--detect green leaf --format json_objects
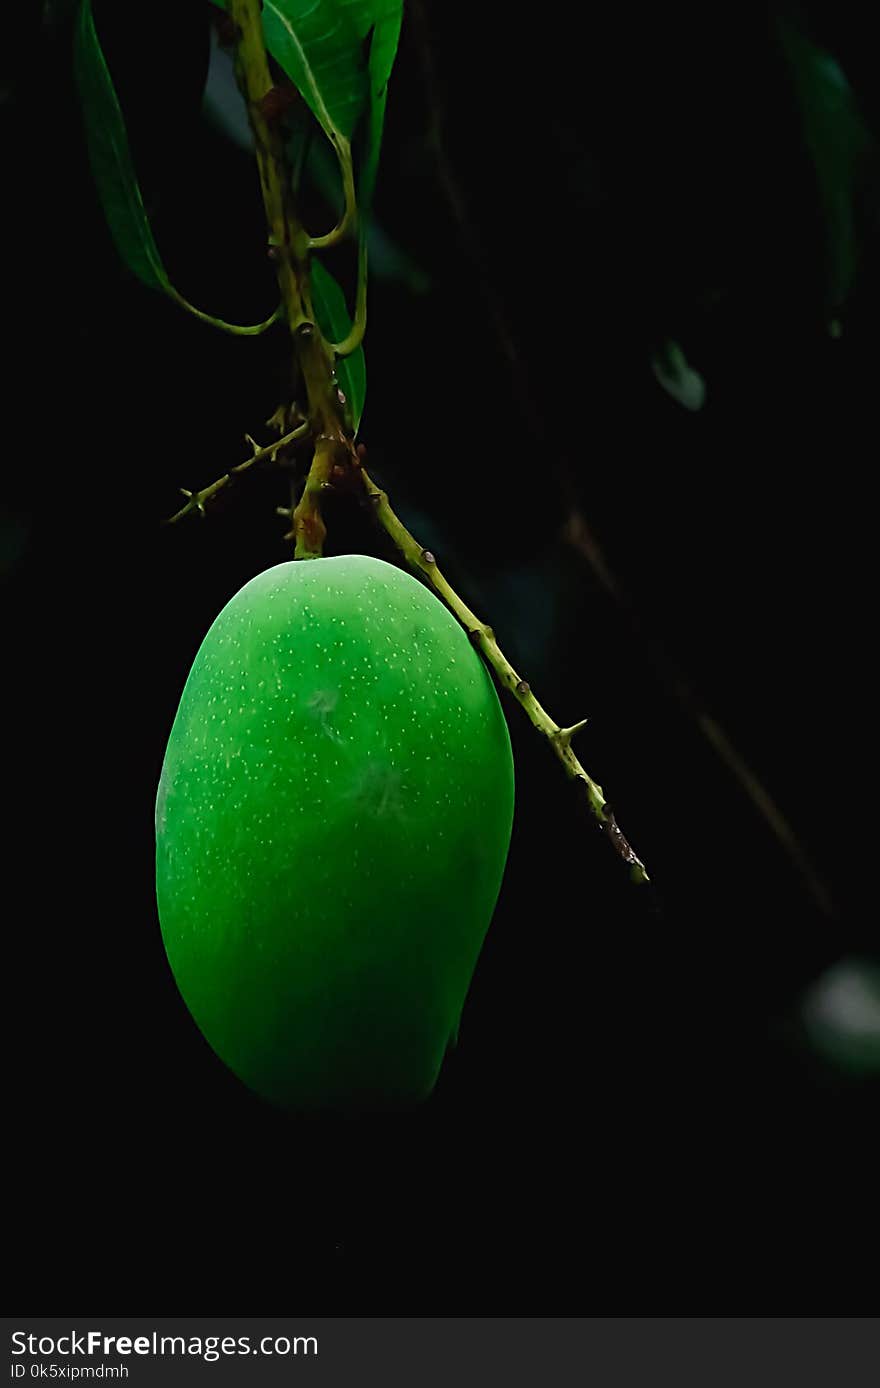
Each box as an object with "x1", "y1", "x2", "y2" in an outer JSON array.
[
  {"x1": 259, "y1": 0, "x2": 365, "y2": 141},
  {"x1": 651, "y1": 340, "x2": 706, "y2": 412},
  {"x1": 358, "y1": 4, "x2": 403, "y2": 211},
  {"x1": 73, "y1": 0, "x2": 169, "y2": 291},
  {"x1": 776, "y1": 15, "x2": 871, "y2": 310},
  {"x1": 74, "y1": 0, "x2": 281, "y2": 335},
  {"x1": 263, "y1": 0, "x2": 401, "y2": 144},
  {"x1": 311, "y1": 261, "x2": 367, "y2": 430},
  {"x1": 221, "y1": 1, "x2": 402, "y2": 189},
  {"x1": 803, "y1": 957, "x2": 880, "y2": 1076}
]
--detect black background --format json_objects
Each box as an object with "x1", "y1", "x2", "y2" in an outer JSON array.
[{"x1": 4, "y1": 1, "x2": 877, "y2": 1306}]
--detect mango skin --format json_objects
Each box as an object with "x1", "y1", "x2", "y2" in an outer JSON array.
[{"x1": 156, "y1": 555, "x2": 514, "y2": 1110}]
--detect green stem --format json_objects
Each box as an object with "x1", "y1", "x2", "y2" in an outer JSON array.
[
  {"x1": 169, "y1": 293, "x2": 282, "y2": 337},
  {"x1": 291, "y1": 435, "x2": 349, "y2": 557},
  {"x1": 307, "y1": 134, "x2": 357, "y2": 249},
  {"x1": 227, "y1": 0, "x2": 648, "y2": 881},
  {"x1": 331, "y1": 227, "x2": 367, "y2": 358},
  {"x1": 361, "y1": 468, "x2": 650, "y2": 882},
  {"x1": 167, "y1": 423, "x2": 310, "y2": 523},
  {"x1": 230, "y1": 0, "x2": 357, "y2": 556}
]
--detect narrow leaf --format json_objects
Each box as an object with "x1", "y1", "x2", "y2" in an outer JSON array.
[
  {"x1": 651, "y1": 340, "x2": 706, "y2": 412},
  {"x1": 358, "y1": 4, "x2": 403, "y2": 211},
  {"x1": 75, "y1": 0, "x2": 281, "y2": 335},
  {"x1": 311, "y1": 261, "x2": 367, "y2": 430},
  {"x1": 776, "y1": 15, "x2": 871, "y2": 310},
  {"x1": 74, "y1": 0, "x2": 169, "y2": 291}
]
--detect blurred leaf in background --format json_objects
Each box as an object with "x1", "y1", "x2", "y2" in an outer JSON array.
[
  {"x1": 802, "y1": 958, "x2": 880, "y2": 1076},
  {"x1": 651, "y1": 338, "x2": 707, "y2": 411},
  {"x1": 776, "y1": 8, "x2": 873, "y2": 315}
]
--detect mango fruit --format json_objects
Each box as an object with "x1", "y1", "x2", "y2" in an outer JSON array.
[{"x1": 155, "y1": 554, "x2": 515, "y2": 1109}]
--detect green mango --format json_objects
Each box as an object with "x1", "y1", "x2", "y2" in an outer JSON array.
[{"x1": 156, "y1": 554, "x2": 515, "y2": 1110}]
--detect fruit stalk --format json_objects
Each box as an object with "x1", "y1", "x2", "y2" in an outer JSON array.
[
  {"x1": 229, "y1": 0, "x2": 650, "y2": 883},
  {"x1": 229, "y1": 0, "x2": 357, "y2": 558},
  {"x1": 362, "y1": 471, "x2": 650, "y2": 883}
]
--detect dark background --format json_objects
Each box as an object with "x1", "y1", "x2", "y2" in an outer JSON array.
[{"x1": 4, "y1": 1, "x2": 877, "y2": 1306}]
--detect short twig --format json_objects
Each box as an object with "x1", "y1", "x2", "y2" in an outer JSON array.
[
  {"x1": 166, "y1": 423, "x2": 310, "y2": 524},
  {"x1": 360, "y1": 468, "x2": 649, "y2": 882}
]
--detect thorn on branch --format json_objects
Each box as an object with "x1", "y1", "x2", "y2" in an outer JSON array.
[
  {"x1": 555, "y1": 718, "x2": 589, "y2": 748},
  {"x1": 267, "y1": 404, "x2": 292, "y2": 433},
  {"x1": 177, "y1": 487, "x2": 206, "y2": 518},
  {"x1": 164, "y1": 423, "x2": 310, "y2": 526}
]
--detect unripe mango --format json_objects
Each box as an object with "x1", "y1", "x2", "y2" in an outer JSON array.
[{"x1": 156, "y1": 555, "x2": 514, "y2": 1109}]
